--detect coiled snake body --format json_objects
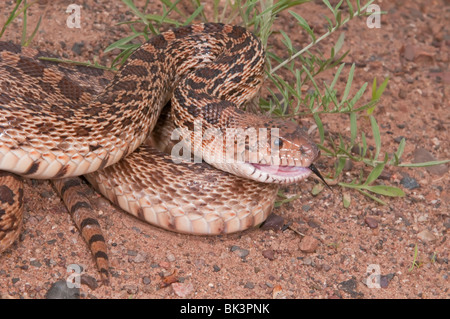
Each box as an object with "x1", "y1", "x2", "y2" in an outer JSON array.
[{"x1": 0, "y1": 23, "x2": 320, "y2": 282}]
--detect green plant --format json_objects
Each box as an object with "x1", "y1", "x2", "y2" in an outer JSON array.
[{"x1": 0, "y1": 0, "x2": 41, "y2": 46}]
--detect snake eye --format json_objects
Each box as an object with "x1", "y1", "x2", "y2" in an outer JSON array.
[{"x1": 273, "y1": 138, "x2": 283, "y2": 148}]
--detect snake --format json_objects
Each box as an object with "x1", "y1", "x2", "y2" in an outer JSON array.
[{"x1": 0, "y1": 23, "x2": 323, "y2": 283}]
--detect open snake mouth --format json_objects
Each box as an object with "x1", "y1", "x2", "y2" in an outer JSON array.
[{"x1": 251, "y1": 163, "x2": 330, "y2": 186}]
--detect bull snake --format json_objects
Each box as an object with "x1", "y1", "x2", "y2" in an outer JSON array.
[{"x1": 0, "y1": 23, "x2": 322, "y2": 282}]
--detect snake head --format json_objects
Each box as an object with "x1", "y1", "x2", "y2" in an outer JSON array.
[
  {"x1": 247, "y1": 117, "x2": 322, "y2": 184},
  {"x1": 204, "y1": 115, "x2": 324, "y2": 185}
]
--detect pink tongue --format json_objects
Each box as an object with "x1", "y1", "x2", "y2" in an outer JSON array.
[{"x1": 252, "y1": 164, "x2": 311, "y2": 177}]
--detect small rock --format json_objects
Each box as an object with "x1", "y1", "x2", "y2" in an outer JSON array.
[
  {"x1": 71, "y1": 41, "x2": 85, "y2": 55},
  {"x1": 46, "y1": 280, "x2": 80, "y2": 299},
  {"x1": 302, "y1": 204, "x2": 311, "y2": 212},
  {"x1": 339, "y1": 277, "x2": 362, "y2": 298},
  {"x1": 142, "y1": 276, "x2": 151, "y2": 285},
  {"x1": 401, "y1": 44, "x2": 416, "y2": 61},
  {"x1": 380, "y1": 273, "x2": 395, "y2": 288},
  {"x1": 262, "y1": 249, "x2": 276, "y2": 260},
  {"x1": 412, "y1": 148, "x2": 448, "y2": 175},
  {"x1": 80, "y1": 274, "x2": 98, "y2": 290},
  {"x1": 244, "y1": 282, "x2": 255, "y2": 289},
  {"x1": 123, "y1": 284, "x2": 138, "y2": 294},
  {"x1": 30, "y1": 260, "x2": 42, "y2": 268},
  {"x1": 299, "y1": 236, "x2": 319, "y2": 253},
  {"x1": 166, "y1": 253, "x2": 176, "y2": 262},
  {"x1": 194, "y1": 259, "x2": 206, "y2": 268},
  {"x1": 127, "y1": 250, "x2": 138, "y2": 256},
  {"x1": 394, "y1": 136, "x2": 406, "y2": 143},
  {"x1": 343, "y1": 159, "x2": 353, "y2": 171},
  {"x1": 230, "y1": 246, "x2": 249, "y2": 259},
  {"x1": 307, "y1": 219, "x2": 320, "y2": 228},
  {"x1": 260, "y1": 214, "x2": 284, "y2": 231},
  {"x1": 400, "y1": 176, "x2": 420, "y2": 190},
  {"x1": 302, "y1": 257, "x2": 313, "y2": 266},
  {"x1": 398, "y1": 89, "x2": 407, "y2": 99},
  {"x1": 213, "y1": 265, "x2": 221, "y2": 272},
  {"x1": 172, "y1": 282, "x2": 194, "y2": 298},
  {"x1": 46, "y1": 239, "x2": 57, "y2": 245},
  {"x1": 443, "y1": 218, "x2": 450, "y2": 230},
  {"x1": 133, "y1": 252, "x2": 147, "y2": 263},
  {"x1": 159, "y1": 261, "x2": 171, "y2": 269},
  {"x1": 364, "y1": 217, "x2": 379, "y2": 229},
  {"x1": 40, "y1": 191, "x2": 54, "y2": 198},
  {"x1": 417, "y1": 230, "x2": 436, "y2": 242}
]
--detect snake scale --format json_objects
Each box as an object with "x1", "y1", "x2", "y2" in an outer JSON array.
[{"x1": 0, "y1": 23, "x2": 322, "y2": 283}]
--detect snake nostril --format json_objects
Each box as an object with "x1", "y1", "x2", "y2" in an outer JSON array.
[{"x1": 299, "y1": 145, "x2": 307, "y2": 155}]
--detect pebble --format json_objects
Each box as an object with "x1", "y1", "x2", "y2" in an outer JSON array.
[
  {"x1": 230, "y1": 246, "x2": 249, "y2": 259},
  {"x1": 302, "y1": 257, "x2": 313, "y2": 266},
  {"x1": 244, "y1": 282, "x2": 255, "y2": 289},
  {"x1": 413, "y1": 148, "x2": 448, "y2": 175},
  {"x1": 30, "y1": 260, "x2": 42, "y2": 268},
  {"x1": 394, "y1": 136, "x2": 406, "y2": 143},
  {"x1": 322, "y1": 264, "x2": 331, "y2": 272},
  {"x1": 380, "y1": 273, "x2": 395, "y2": 288},
  {"x1": 71, "y1": 41, "x2": 85, "y2": 55},
  {"x1": 127, "y1": 250, "x2": 138, "y2": 256},
  {"x1": 142, "y1": 276, "x2": 151, "y2": 285},
  {"x1": 260, "y1": 214, "x2": 284, "y2": 231},
  {"x1": 40, "y1": 190, "x2": 54, "y2": 198},
  {"x1": 213, "y1": 265, "x2": 221, "y2": 272},
  {"x1": 262, "y1": 249, "x2": 276, "y2": 260},
  {"x1": 166, "y1": 253, "x2": 176, "y2": 262},
  {"x1": 123, "y1": 284, "x2": 138, "y2": 294},
  {"x1": 417, "y1": 230, "x2": 436, "y2": 242},
  {"x1": 172, "y1": 282, "x2": 194, "y2": 298},
  {"x1": 338, "y1": 277, "x2": 362, "y2": 298},
  {"x1": 46, "y1": 280, "x2": 80, "y2": 299},
  {"x1": 299, "y1": 236, "x2": 319, "y2": 253},
  {"x1": 80, "y1": 274, "x2": 98, "y2": 290},
  {"x1": 400, "y1": 176, "x2": 420, "y2": 190},
  {"x1": 443, "y1": 218, "x2": 450, "y2": 230},
  {"x1": 133, "y1": 252, "x2": 147, "y2": 263},
  {"x1": 364, "y1": 217, "x2": 379, "y2": 229}
]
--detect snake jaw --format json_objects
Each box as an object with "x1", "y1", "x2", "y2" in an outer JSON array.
[{"x1": 249, "y1": 163, "x2": 313, "y2": 184}]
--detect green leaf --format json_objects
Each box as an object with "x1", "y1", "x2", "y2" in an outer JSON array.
[
  {"x1": 369, "y1": 115, "x2": 381, "y2": 160},
  {"x1": 350, "y1": 112, "x2": 357, "y2": 144},
  {"x1": 183, "y1": 4, "x2": 204, "y2": 25},
  {"x1": 289, "y1": 11, "x2": 316, "y2": 42},
  {"x1": 364, "y1": 185, "x2": 405, "y2": 197},
  {"x1": 104, "y1": 32, "x2": 144, "y2": 52},
  {"x1": 364, "y1": 160, "x2": 385, "y2": 185},
  {"x1": 398, "y1": 160, "x2": 450, "y2": 167},
  {"x1": 333, "y1": 32, "x2": 345, "y2": 56},
  {"x1": 311, "y1": 183, "x2": 324, "y2": 196},
  {"x1": 341, "y1": 63, "x2": 355, "y2": 104},
  {"x1": 357, "y1": 189, "x2": 387, "y2": 205},
  {"x1": 391, "y1": 137, "x2": 406, "y2": 165},
  {"x1": 313, "y1": 113, "x2": 325, "y2": 144},
  {"x1": 342, "y1": 192, "x2": 351, "y2": 208}
]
